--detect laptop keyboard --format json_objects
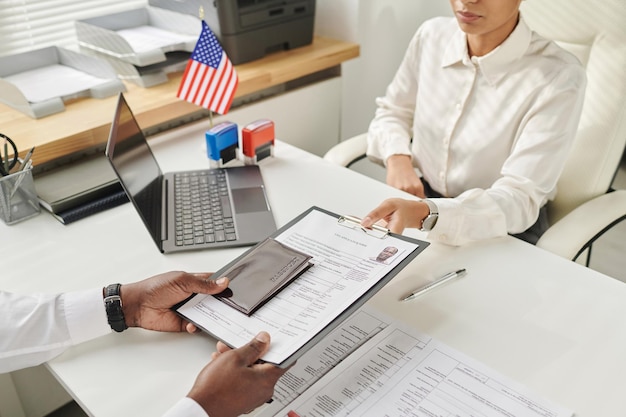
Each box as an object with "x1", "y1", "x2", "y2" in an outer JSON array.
[{"x1": 173, "y1": 170, "x2": 237, "y2": 246}]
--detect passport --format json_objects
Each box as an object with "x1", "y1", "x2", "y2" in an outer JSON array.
[{"x1": 213, "y1": 237, "x2": 313, "y2": 315}]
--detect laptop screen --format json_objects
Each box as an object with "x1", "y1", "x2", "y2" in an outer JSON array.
[{"x1": 106, "y1": 94, "x2": 163, "y2": 245}]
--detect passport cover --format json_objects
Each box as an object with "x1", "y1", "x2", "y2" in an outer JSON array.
[{"x1": 213, "y1": 237, "x2": 312, "y2": 315}]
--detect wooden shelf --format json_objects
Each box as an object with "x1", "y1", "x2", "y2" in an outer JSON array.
[{"x1": 0, "y1": 36, "x2": 359, "y2": 166}]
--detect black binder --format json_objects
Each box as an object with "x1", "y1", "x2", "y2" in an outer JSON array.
[{"x1": 53, "y1": 190, "x2": 128, "y2": 225}]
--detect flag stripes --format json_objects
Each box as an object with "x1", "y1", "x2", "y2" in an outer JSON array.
[{"x1": 176, "y1": 21, "x2": 238, "y2": 115}]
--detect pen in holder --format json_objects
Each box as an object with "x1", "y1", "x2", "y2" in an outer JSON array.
[{"x1": 0, "y1": 165, "x2": 40, "y2": 225}]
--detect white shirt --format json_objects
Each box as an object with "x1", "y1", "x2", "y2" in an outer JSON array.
[
  {"x1": 366, "y1": 16, "x2": 586, "y2": 246},
  {"x1": 0, "y1": 289, "x2": 208, "y2": 417}
]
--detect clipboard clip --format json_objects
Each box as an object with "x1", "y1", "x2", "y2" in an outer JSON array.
[{"x1": 337, "y1": 214, "x2": 390, "y2": 239}]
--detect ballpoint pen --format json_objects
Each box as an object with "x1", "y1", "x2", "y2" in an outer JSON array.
[
  {"x1": 3, "y1": 142, "x2": 8, "y2": 173},
  {"x1": 401, "y1": 268, "x2": 467, "y2": 302},
  {"x1": 10, "y1": 159, "x2": 33, "y2": 199},
  {"x1": 18, "y1": 146, "x2": 35, "y2": 172}
]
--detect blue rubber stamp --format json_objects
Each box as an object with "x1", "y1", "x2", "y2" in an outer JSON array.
[{"x1": 205, "y1": 122, "x2": 239, "y2": 167}]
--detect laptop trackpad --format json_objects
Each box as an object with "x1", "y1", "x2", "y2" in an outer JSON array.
[{"x1": 231, "y1": 187, "x2": 269, "y2": 213}]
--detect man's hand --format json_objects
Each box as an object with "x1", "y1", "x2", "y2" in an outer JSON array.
[
  {"x1": 119, "y1": 271, "x2": 228, "y2": 333},
  {"x1": 386, "y1": 155, "x2": 426, "y2": 198},
  {"x1": 361, "y1": 198, "x2": 430, "y2": 234},
  {"x1": 189, "y1": 332, "x2": 288, "y2": 417}
]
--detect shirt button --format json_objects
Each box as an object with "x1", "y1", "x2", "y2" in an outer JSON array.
[{"x1": 456, "y1": 102, "x2": 462, "y2": 110}]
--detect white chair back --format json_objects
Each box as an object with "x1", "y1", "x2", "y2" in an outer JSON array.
[{"x1": 522, "y1": 0, "x2": 626, "y2": 223}]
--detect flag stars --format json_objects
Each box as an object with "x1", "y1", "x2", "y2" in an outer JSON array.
[{"x1": 192, "y1": 32, "x2": 223, "y2": 68}]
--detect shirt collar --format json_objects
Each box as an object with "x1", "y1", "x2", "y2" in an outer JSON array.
[{"x1": 441, "y1": 15, "x2": 533, "y2": 86}]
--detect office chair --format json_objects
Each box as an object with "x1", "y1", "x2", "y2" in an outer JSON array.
[{"x1": 323, "y1": 0, "x2": 626, "y2": 264}]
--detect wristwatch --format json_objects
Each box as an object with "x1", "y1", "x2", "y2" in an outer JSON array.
[
  {"x1": 104, "y1": 283, "x2": 128, "y2": 332},
  {"x1": 420, "y1": 199, "x2": 439, "y2": 231}
]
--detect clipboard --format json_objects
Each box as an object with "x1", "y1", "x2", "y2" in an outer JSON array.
[{"x1": 175, "y1": 206, "x2": 429, "y2": 367}]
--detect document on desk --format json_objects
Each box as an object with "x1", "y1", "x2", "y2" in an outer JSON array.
[
  {"x1": 176, "y1": 206, "x2": 429, "y2": 367},
  {"x1": 257, "y1": 306, "x2": 573, "y2": 417}
]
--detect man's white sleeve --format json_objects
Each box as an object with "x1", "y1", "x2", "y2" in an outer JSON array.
[
  {"x1": 0, "y1": 289, "x2": 110, "y2": 373},
  {"x1": 162, "y1": 397, "x2": 209, "y2": 417}
]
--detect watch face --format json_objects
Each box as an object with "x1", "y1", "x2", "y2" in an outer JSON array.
[
  {"x1": 421, "y1": 215, "x2": 438, "y2": 231},
  {"x1": 420, "y1": 200, "x2": 438, "y2": 231}
]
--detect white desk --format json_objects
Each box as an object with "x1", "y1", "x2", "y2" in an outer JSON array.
[{"x1": 2, "y1": 119, "x2": 626, "y2": 417}]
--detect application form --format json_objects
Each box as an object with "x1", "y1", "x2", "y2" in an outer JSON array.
[
  {"x1": 258, "y1": 306, "x2": 573, "y2": 417},
  {"x1": 176, "y1": 208, "x2": 424, "y2": 366}
]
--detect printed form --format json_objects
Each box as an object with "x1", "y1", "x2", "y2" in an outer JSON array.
[
  {"x1": 177, "y1": 209, "x2": 421, "y2": 365},
  {"x1": 257, "y1": 306, "x2": 573, "y2": 417}
]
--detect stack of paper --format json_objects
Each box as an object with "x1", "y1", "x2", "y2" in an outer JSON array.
[{"x1": 257, "y1": 306, "x2": 574, "y2": 417}]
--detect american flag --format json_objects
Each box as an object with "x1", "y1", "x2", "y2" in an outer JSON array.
[{"x1": 177, "y1": 21, "x2": 238, "y2": 115}]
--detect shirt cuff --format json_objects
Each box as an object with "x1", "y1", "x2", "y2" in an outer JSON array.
[
  {"x1": 63, "y1": 288, "x2": 111, "y2": 346},
  {"x1": 382, "y1": 148, "x2": 412, "y2": 167},
  {"x1": 162, "y1": 397, "x2": 209, "y2": 417}
]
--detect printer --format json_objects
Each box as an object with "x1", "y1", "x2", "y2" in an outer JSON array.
[{"x1": 151, "y1": 0, "x2": 316, "y2": 65}]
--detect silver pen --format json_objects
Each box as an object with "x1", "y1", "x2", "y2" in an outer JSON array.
[
  {"x1": 401, "y1": 269, "x2": 467, "y2": 302},
  {"x1": 18, "y1": 146, "x2": 35, "y2": 172}
]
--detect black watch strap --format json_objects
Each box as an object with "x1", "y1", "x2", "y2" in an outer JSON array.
[{"x1": 104, "y1": 283, "x2": 128, "y2": 333}]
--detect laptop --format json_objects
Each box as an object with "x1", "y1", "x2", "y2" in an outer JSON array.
[{"x1": 105, "y1": 93, "x2": 277, "y2": 253}]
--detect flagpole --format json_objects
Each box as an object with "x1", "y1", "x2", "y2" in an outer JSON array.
[{"x1": 197, "y1": 5, "x2": 215, "y2": 129}]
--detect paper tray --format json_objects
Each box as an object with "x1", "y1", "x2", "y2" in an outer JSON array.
[
  {"x1": 0, "y1": 46, "x2": 125, "y2": 119},
  {"x1": 75, "y1": 6, "x2": 201, "y2": 67},
  {"x1": 83, "y1": 49, "x2": 190, "y2": 88}
]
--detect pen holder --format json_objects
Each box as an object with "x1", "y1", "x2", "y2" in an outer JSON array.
[{"x1": 0, "y1": 167, "x2": 40, "y2": 225}]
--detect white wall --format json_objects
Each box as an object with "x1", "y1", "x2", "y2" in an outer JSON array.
[
  {"x1": 316, "y1": 0, "x2": 452, "y2": 141},
  {"x1": 219, "y1": 78, "x2": 342, "y2": 157}
]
